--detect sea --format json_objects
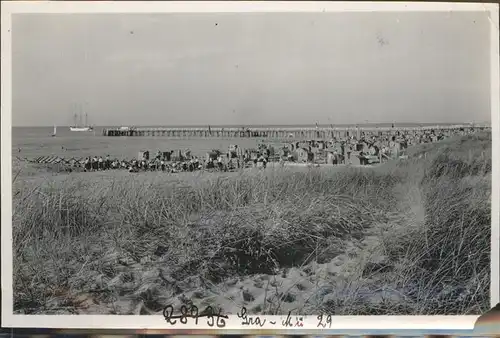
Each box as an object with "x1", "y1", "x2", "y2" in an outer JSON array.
[{"x1": 12, "y1": 123, "x2": 462, "y2": 160}]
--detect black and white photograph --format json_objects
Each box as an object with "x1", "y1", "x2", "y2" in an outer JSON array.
[{"x1": 3, "y1": 2, "x2": 498, "y2": 322}]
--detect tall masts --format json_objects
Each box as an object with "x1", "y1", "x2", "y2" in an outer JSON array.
[{"x1": 73, "y1": 112, "x2": 87, "y2": 127}]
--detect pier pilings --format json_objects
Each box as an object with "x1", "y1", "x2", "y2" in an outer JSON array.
[{"x1": 102, "y1": 125, "x2": 489, "y2": 139}]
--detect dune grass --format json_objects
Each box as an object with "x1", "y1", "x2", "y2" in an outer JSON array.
[{"x1": 12, "y1": 132, "x2": 491, "y2": 315}]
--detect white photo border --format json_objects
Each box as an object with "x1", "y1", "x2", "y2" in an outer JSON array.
[{"x1": 1, "y1": 1, "x2": 499, "y2": 331}]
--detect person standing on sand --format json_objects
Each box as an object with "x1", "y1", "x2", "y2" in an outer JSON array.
[
  {"x1": 346, "y1": 142, "x2": 352, "y2": 164},
  {"x1": 389, "y1": 136, "x2": 396, "y2": 149},
  {"x1": 105, "y1": 155, "x2": 110, "y2": 170},
  {"x1": 257, "y1": 154, "x2": 267, "y2": 169},
  {"x1": 389, "y1": 136, "x2": 400, "y2": 159},
  {"x1": 339, "y1": 142, "x2": 346, "y2": 164},
  {"x1": 401, "y1": 136, "x2": 408, "y2": 150},
  {"x1": 332, "y1": 148, "x2": 339, "y2": 165}
]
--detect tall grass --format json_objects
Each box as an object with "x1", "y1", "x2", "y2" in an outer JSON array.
[{"x1": 12, "y1": 133, "x2": 491, "y2": 315}]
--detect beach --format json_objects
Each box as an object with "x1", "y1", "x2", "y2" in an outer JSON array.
[{"x1": 11, "y1": 131, "x2": 492, "y2": 315}]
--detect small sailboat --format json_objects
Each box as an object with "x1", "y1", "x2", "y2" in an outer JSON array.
[{"x1": 52, "y1": 125, "x2": 57, "y2": 137}]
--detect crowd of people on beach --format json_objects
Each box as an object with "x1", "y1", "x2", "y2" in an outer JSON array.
[{"x1": 77, "y1": 150, "x2": 269, "y2": 173}]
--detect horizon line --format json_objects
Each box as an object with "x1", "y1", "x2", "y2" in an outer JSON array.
[{"x1": 12, "y1": 121, "x2": 488, "y2": 128}]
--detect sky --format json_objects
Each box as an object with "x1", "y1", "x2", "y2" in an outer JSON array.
[{"x1": 12, "y1": 11, "x2": 492, "y2": 127}]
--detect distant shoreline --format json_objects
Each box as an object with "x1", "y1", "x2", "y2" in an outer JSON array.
[{"x1": 12, "y1": 122, "x2": 486, "y2": 129}]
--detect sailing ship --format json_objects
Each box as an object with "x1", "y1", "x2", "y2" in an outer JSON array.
[
  {"x1": 52, "y1": 125, "x2": 57, "y2": 137},
  {"x1": 70, "y1": 112, "x2": 93, "y2": 132}
]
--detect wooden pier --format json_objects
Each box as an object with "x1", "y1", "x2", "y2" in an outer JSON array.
[{"x1": 102, "y1": 125, "x2": 489, "y2": 139}]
